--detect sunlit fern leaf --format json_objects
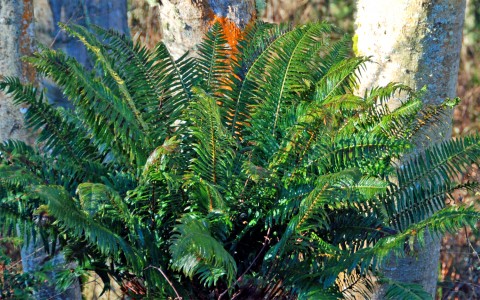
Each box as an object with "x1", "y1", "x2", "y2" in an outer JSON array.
[
  {"x1": 33, "y1": 185, "x2": 143, "y2": 272},
  {"x1": 60, "y1": 24, "x2": 149, "y2": 131},
  {"x1": 186, "y1": 88, "x2": 235, "y2": 189},
  {"x1": 309, "y1": 34, "x2": 351, "y2": 87},
  {"x1": 196, "y1": 22, "x2": 231, "y2": 93},
  {"x1": 93, "y1": 27, "x2": 196, "y2": 142},
  {"x1": 407, "y1": 97, "x2": 460, "y2": 141},
  {"x1": 25, "y1": 47, "x2": 147, "y2": 166},
  {"x1": 314, "y1": 57, "x2": 367, "y2": 103},
  {"x1": 341, "y1": 83, "x2": 421, "y2": 137},
  {"x1": 169, "y1": 213, "x2": 237, "y2": 286},
  {"x1": 92, "y1": 26, "x2": 184, "y2": 142},
  {"x1": 249, "y1": 23, "x2": 337, "y2": 139},
  {"x1": 224, "y1": 22, "x2": 291, "y2": 140},
  {"x1": 317, "y1": 133, "x2": 411, "y2": 176},
  {"x1": 59, "y1": 23, "x2": 153, "y2": 165}
]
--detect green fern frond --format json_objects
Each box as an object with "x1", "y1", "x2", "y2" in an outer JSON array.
[
  {"x1": 60, "y1": 23, "x2": 150, "y2": 136},
  {"x1": 407, "y1": 97, "x2": 459, "y2": 140},
  {"x1": 33, "y1": 185, "x2": 143, "y2": 272},
  {"x1": 196, "y1": 22, "x2": 231, "y2": 92},
  {"x1": 317, "y1": 134, "x2": 411, "y2": 176},
  {"x1": 250, "y1": 23, "x2": 335, "y2": 136},
  {"x1": 186, "y1": 88, "x2": 235, "y2": 188},
  {"x1": 385, "y1": 136, "x2": 480, "y2": 230},
  {"x1": 0, "y1": 165, "x2": 42, "y2": 188},
  {"x1": 225, "y1": 22, "x2": 291, "y2": 140},
  {"x1": 368, "y1": 205, "x2": 480, "y2": 265},
  {"x1": 92, "y1": 26, "x2": 192, "y2": 141},
  {"x1": 169, "y1": 214, "x2": 237, "y2": 286},
  {"x1": 314, "y1": 57, "x2": 367, "y2": 103},
  {"x1": 25, "y1": 47, "x2": 147, "y2": 166},
  {"x1": 382, "y1": 278, "x2": 432, "y2": 300},
  {"x1": 0, "y1": 78, "x2": 101, "y2": 169}
]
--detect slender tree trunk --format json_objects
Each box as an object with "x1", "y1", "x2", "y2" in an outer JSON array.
[
  {"x1": 354, "y1": 0, "x2": 466, "y2": 298},
  {"x1": 0, "y1": 0, "x2": 36, "y2": 143},
  {"x1": 158, "y1": 0, "x2": 256, "y2": 59}
]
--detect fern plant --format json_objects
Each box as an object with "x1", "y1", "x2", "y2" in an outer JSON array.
[{"x1": 0, "y1": 21, "x2": 479, "y2": 299}]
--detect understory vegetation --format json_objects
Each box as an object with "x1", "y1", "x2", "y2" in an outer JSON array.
[{"x1": 0, "y1": 21, "x2": 479, "y2": 299}]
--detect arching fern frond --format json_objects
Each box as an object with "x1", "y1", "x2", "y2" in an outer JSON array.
[
  {"x1": 25, "y1": 47, "x2": 147, "y2": 166},
  {"x1": 60, "y1": 23, "x2": 150, "y2": 137},
  {"x1": 33, "y1": 185, "x2": 143, "y2": 272},
  {"x1": 0, "y1": 78, "x2": 102, "y2": 173},
  {"x1": 385, "y1": 136, "x2": 480, "y2": 230},
  {"x1": 196, "y1": 22, "x2": 231, "y2": 92},
  {"x1": 169, "y1": 214, "x2": 237, "y2": 286},
  {"x1": 186, "y1": 88, "x2": 235, "y2": 188}
]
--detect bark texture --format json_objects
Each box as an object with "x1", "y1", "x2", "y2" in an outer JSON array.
[
  {"x1": 158, "y1": 0, "x2": 256, "y2": 59},
  {"x1": 355, "y1": 0, "x2": 466, "y2": 298},
  {"x1": 0, "y1": 0, "x2": 36, "y2": 143}
]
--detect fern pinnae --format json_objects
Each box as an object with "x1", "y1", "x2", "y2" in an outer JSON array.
[
  {"x1": 271, "y1": 25, "x2": 315, "y2": 134},
  {"x1": 93, "y1": 26, "x2": 171, "y2": 128},
  {"x1": 396, "y1": 136, "x2": 480, "y2": 189},
  {"x1": 34, "y1": 185, "x2": 143, "y2": 272},
  {"x1": 0, "y1": 78, "x2": 90, "y2": 170},
  {"x1": 60, "y1": 24, "x2": 150, "y2": 137},
  {"x1": 28, "y1": 48, "x2": 147, "y2": 165},
  {"x1": 296, "y1": 181, "x2": 330, "y2": 231},
  {"x1": 229, "y1": 24, "x2": 292, "y2": 138},
  {"x1": 314, "y1": 57, "x2": 367, "y2": 103}
]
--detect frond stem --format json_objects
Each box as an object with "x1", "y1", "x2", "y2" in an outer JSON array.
[{"x1": 145, "y1": 265, "x2": 182, "y2": 300}]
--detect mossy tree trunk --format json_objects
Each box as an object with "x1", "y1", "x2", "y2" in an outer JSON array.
[
  {"x1": 355, "y1": 0, "x2": 466, "y2": 298},
  {"x1": 158, "y1": 0, "x2": 256, "y2": 59}
]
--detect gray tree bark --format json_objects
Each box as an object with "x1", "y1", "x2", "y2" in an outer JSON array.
[
  {"x1": 158, "y1": 0, "x2": 256, "y2": 59},
  {"x1": 354, "y1": 0, "x2": 466, "y2": 298},
  {"x1": 0, "y1": 0, "x2": 36, "y2": 143},
  {"x1": 1, "y1": 1, "x2": 80, "y2": 299}
]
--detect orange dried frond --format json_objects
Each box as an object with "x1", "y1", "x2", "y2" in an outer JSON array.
[{"x1": 207, "y1": 12, "x2": 243, "y2": 55}]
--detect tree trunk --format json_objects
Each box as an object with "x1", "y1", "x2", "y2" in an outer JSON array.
[
  {"x1": 0, "y1": 0, "x2": 36, "y2": 143},
  {"x1": 158, "y1": 0, "x2": 256, "y2": 59},
  {"x1": 354, "y1": 0, "x2": 466, "y2": 298}
]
